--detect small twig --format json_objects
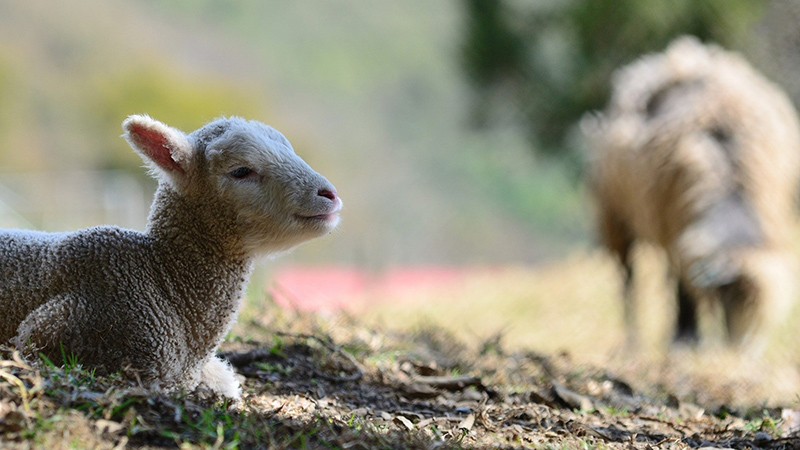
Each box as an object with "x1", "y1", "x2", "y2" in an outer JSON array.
[
  {"x1": 412, "y1": 374, "x2": 482, "y2": 391},
  {"x1": 264, "y1": 402, "x2": 287, "y2": 417},
  {"x1": 295, "y1": 392, "x2": 322, "y2": 410},
  {"x1": 275, "y1": 332, "x2": 366, "y2": 382},
  {"x1": 220, "y1": 349, "x2": 274, "y2": 368},
  {"x1": 639, "y1": 415, "x2": 691, "y2": 435},
  {"x1": 653, "y1": 437, "x2": 678, "y2": 447}
]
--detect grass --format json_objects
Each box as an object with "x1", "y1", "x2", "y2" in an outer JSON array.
[
  {"x1": 356, "y1": 246, "x2": 800, "y2": 409},
  {"x1": 357, "y1": 250, "x2": 658, "y2": 358},
  {"x1": 0, "y1": 319, "x2": 487, "y2": 449},
  {"x1": 0, "y1": 356, "x2": 393, "y2": 448},
  {"x1": 1, "y1": 249, "x2": 800, "y2": 448},
  {"x1": 0, "y1": 311, "x2": 796, "y2": 448}
]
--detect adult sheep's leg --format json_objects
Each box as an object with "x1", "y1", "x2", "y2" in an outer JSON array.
[
  {"x1": 199, "y1": 356, "x2": 242, "y2": 400},
  {"x1": 597, "y1": 207, "x2": 637, "y2": 348},
  {"x1": 674, "y1": 279, "x2": 699, "y2": 345},
  {"x1": 620, "y1": 250, "x2": 637, "y2": 348},
  {"x1": 718, "y1": 275, "x2": 760, "y2": 347}
]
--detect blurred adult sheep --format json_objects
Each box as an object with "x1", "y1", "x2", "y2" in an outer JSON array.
[{"x1": 584, "y1": 36, "x2": 800, "y2": 350}]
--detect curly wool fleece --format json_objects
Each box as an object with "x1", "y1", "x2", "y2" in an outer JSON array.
[{"x1": 0, "y1": 115, "x2": 342, "y2": 399}]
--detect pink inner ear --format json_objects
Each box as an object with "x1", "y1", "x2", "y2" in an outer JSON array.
[{"x1": 129, "y1": 124, "x2": 184, "y2": 174}]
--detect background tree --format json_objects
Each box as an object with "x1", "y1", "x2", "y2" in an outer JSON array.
[{"x1": 459, "y1": 0, "x2": 765, "y2": 166}]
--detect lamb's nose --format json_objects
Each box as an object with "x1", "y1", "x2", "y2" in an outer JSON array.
[{"x1": 318, "y1": 188, "x2": 337, "y2": 201}]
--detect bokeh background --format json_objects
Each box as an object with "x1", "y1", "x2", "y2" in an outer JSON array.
[{"x1": 3, "y1": 0, "x2": 800, "y2": 407}]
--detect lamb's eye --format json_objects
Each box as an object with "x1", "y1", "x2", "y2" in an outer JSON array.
[{"x1": 229, "y1": 167, "x2": 254, "y2": 179}]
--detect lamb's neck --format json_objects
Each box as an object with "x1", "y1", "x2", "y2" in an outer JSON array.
[
  {"x1": 149, "y1": 185, "x2": 247, "y2": 255},
  {"x1": 146, "y1": 184, "x2": 254, "y2": 314}
]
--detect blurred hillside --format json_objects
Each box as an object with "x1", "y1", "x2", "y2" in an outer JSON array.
[{"x1": 0, "y1": 0, "x2": 586, "y2": 268}]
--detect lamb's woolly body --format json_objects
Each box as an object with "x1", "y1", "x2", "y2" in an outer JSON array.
[
  {"x1": 585, "y1": 36, "x2": 800, "y2": 348},
  {"x1": 1, "y1": 115, "x2": 340, "y2": 399}
]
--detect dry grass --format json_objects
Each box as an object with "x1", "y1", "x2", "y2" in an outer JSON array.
[
  {"x1": 1, "y1": 249, "x2": 800, "y2": 448},
  {"x1": 357, "y1": 247, "x2": 800, "y2": 410},
  {"x1": 0, "y1": 337, "x2": 457, "y2": 449},
  {"x1": 0, "y1": 307, "x2": 797, "y2": 449}
]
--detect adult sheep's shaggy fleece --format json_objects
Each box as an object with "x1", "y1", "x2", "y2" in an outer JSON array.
[
  {"x1": 0, "y1": 115, "x2": 342, "y2": 399},
  {"x1": 584, "y1": 36, "x2": 800, "y2": 350}
]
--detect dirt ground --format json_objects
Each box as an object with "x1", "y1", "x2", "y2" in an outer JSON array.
[
  {"x1": 2, "y1": 307, "x2": 797, "y2": 449},
  {"x1": 221, "y1": 316, "x2": 800, "y2": 449}
]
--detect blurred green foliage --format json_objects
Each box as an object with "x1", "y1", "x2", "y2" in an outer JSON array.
[
  {"x1": 92, "y1": 66, "x2": 265, "y2": 170},
  {"x1": 459, "y1": 0, "x2": 765, "y2": 162}
]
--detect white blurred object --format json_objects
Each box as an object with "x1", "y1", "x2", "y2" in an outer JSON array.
[
  {"x1": 781, "y1": 408, "x2": 800, "y2": 436},
  {"x1": 0, "y1": 170, "x2": 149, "y2": 231}
]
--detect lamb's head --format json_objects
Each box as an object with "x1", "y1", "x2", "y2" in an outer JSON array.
[{"x1": 122, "y1": 115, "x2": 341, "y2": 254}]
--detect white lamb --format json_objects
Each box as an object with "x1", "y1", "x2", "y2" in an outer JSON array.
[{"x1": 0, "y1": 115, "x2": 342, "y2": 400}]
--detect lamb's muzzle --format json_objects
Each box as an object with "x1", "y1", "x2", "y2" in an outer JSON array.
[{"x1": 297, "y1": 186, "x2": 341, "y2": 225}]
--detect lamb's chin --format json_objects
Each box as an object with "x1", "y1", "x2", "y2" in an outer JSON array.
[
  {"x1": 248, "y1": 217, "x2": 339, "y2": 255},
  {"x1": 295, "y1": 212, "x2": 340, "y2": 232}
]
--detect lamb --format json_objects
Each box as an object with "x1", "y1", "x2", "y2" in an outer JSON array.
[
  {"x1": 584, "y1": 36, "x2": 800, "y2": 350},
  {"x1": 1, "y1": 115, "x2": 341, "y2": 399}
]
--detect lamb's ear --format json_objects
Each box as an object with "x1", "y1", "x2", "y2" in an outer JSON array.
[{"x1": 122, "y1": 115, "x2": 193, "y2": 178}]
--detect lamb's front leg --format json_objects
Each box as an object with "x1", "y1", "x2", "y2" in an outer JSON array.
[
  {"x1": 15, "y1": 296, "x2": 163, "y2": 382},
  {"x1": 13, "y1": 295, "x2": 78, "y2": 362},
  {"x1": 198, "y1": 355, "x2": 242, "y2": 400}
]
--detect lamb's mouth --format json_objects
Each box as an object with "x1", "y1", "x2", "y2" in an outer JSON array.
[{"x1": 296, "y1": 212, "x2": 340, "y2": 223}]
